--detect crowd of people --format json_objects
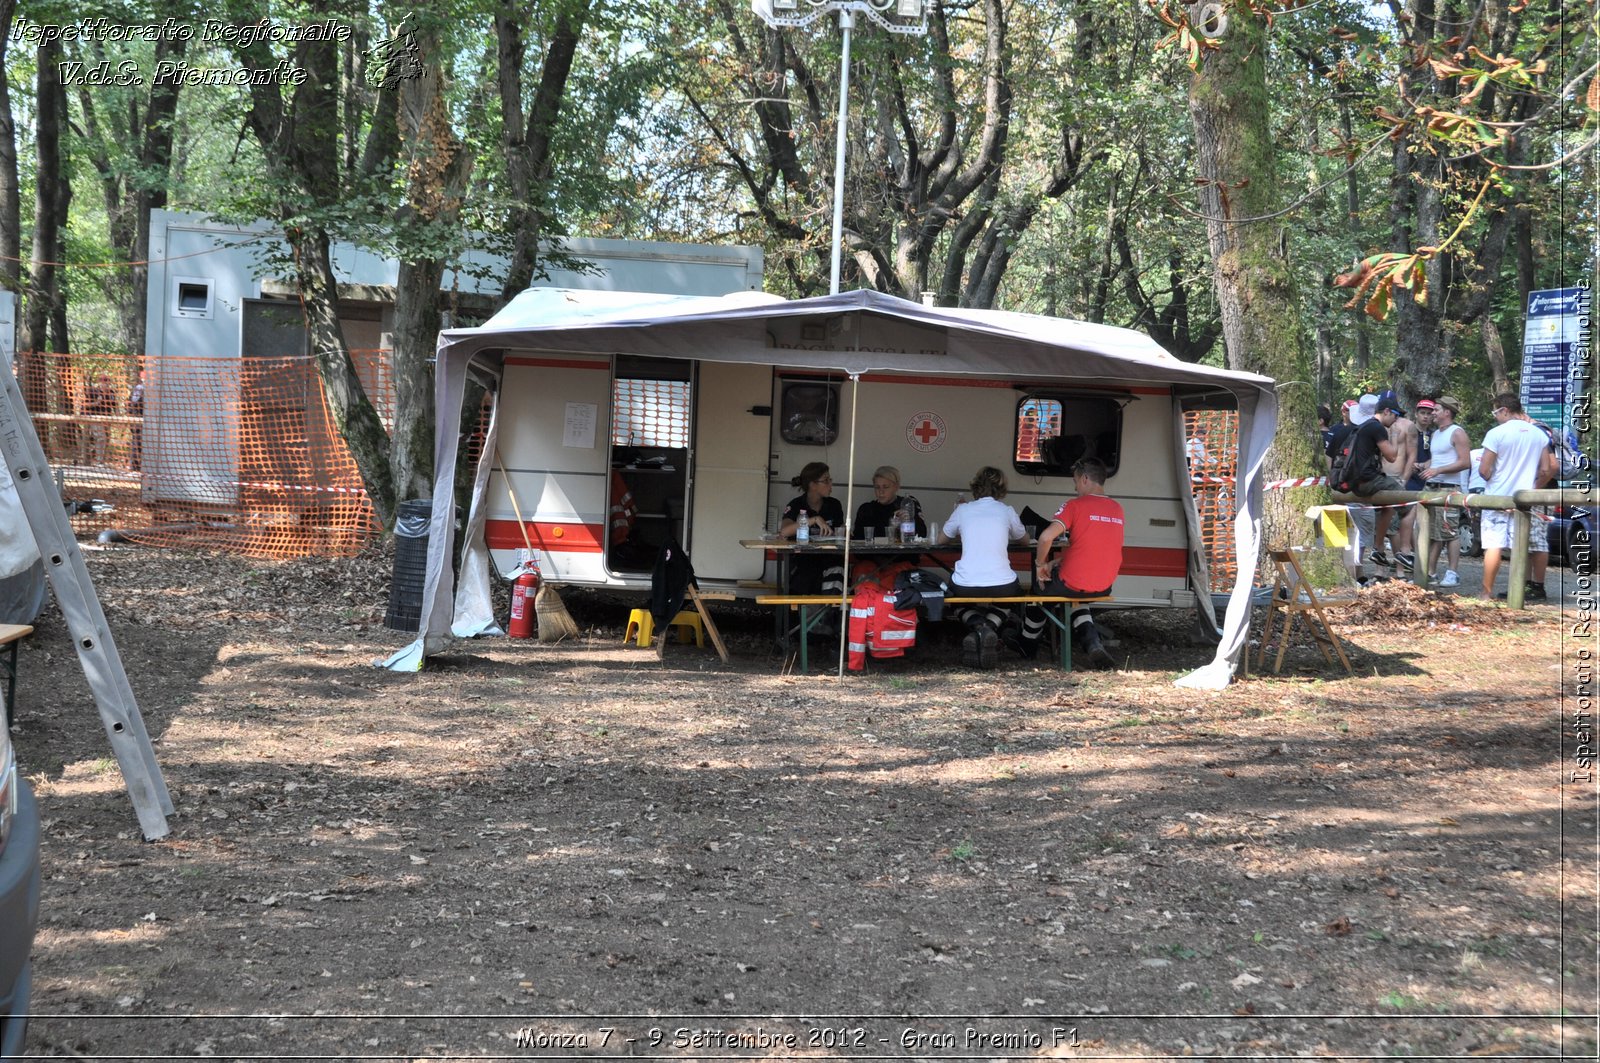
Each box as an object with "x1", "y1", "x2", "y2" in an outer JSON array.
[
  {"x1": 1322, "y1": 389, "x2": 1561, "y2": 599},
  {"x1": 777, "y1": 458, "x2": 1124, "y2": 671},
  {"x1": 769, "y1": 388, "x2": 1561, "y2": 673}
]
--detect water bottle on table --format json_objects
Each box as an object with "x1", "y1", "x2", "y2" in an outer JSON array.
[
  {"x1": 796, "y1": 509, "x2": 810, "y2": 543},
  {"x1": 897, "y1": 499, "x2": 917, "y2": 544}
]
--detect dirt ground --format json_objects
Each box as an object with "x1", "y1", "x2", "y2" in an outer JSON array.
[{"x1": 10, "y1": 543, "x2": 1598, "y2": 1060}]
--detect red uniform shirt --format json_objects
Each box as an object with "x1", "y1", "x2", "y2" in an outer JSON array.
[{"x1": 1051, "y1": 494, "x2": 1124, "y2": 592}]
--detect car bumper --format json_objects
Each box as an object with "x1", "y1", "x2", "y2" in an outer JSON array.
[{"x1": 0, "y1": 777, "x2": 41, "y2": 1061}]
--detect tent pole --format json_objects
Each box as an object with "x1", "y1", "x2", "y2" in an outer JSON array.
[{"x1": 838, "y1": 372, "x2": 861, "y2": 677}]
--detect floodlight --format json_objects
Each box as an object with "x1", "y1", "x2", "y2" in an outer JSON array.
[{"x1": 748, "y1": 0, "x2": 927, "y2": 293}]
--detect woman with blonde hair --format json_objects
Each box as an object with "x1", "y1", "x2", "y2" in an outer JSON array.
[
  {"x1": 937, "y1": 466, "x2": 1028, "y2": 669},
  {"x1": 851, "y1": 465, "x2": 925, "y2": 540}
]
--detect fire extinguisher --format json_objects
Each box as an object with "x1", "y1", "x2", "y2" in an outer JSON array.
[{"x1": 508, "y1": 561, "x2": 540, "y2": 639}]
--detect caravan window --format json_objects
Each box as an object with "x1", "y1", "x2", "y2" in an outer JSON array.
[
  {"x1": 611, "y1": 378, "x2": 691, "y2": 448},
  {"x1": 1014, "y1": 395, "x2": 1122, "y2": 477},
  {"x1": 779, "y1": 380, "x2": 840, "y2": 445}
]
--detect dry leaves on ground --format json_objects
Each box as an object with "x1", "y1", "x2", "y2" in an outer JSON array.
[{"x1": 1333, "y1": 580, "x2": 1478, "y2": 626}]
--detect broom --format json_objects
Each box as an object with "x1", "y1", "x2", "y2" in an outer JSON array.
[{"x1": 496, "y1": 449, "x2": 580, "y2": 643}]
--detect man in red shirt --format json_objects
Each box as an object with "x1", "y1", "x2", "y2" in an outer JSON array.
[{"x1": 1034, "y1": 458, "x2": 1124, "y2": 668}]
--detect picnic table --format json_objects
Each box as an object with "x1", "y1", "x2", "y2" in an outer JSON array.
[{"x1": 739, "y1": 537, "x2": 1108, "y2": 672}]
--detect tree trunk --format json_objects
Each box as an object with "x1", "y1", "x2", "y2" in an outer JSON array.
[
  {"x1": 1514, "y1": 204, "x2": 1534, "y2": 316},
  {"x1": 1337, "y1": 98, "x2": 1370, "y2": 373},
  {"x1": 1314, "y1": 286, "x2": 1336, "y2": 403},
  {"x1": 288, "y1": 227, "x2": 396, "y2": 522},
  {"x1": 20, "y1": 41, "x2": 64, "y2": 454},
  {"x1": 0, "y1": 0, "x2": 20, "y2": 296},
  {"x1": 1383, "y1": 0, "x2": 1527, "y2": 404},
  {"x1": 129, "y1": 35, "x2": 184, "y2": 359},
  {"x1": 1187, "y1": 1, "x2": 1318, "y2": 547},
  {"x1": 74, "y1": 33, "x2": 184, "y2": 357},
  {"x1": 496, "y1": 1, "x2": 590, "y2": 304},
  {"x1": 390, "y1": 32, "x2": 473, "y2": 503},
  {"x1": 708, "y1": 0, "x2": 1080, "y2": 308},
  {"x1": 1481, "y1": 318, "x2": 1514, "y2": 397},
  {"x1": 21, "y1": 40, "x2": 62, "y2": 356},
  {"x1": 230, "y1": 0, "x2": 402, "y2": 526}
]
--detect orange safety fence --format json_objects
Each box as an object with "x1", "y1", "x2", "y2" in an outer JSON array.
[
  {"x1": 1185, "y1": 409, "x2": 1239, "y2": 594},
  {"x1": 12, "y1": 349, "x2": 396, "y2": 558}
]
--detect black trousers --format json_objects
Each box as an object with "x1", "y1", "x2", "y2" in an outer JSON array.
[{"x1": 1043, "y1": 577, "x2": 1111, "y2": 637}]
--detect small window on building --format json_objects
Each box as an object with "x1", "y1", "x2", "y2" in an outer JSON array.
[
  {"x1": 779, "y1": 380, "x2": 839, "y2": 445},
  {"x1": 172, "y1": 277, "x2": 214, "y2": 320},
  {"x1": 1014, "y1": 395, "x2": 1122, "y2": 477},
  {"x1": 611, "y1": 378, "x2": 691, "y2": 449}
]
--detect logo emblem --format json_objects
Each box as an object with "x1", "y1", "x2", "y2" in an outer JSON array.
[{"x1": 906, "y1": 411, "x2": 946, "y2": 452}]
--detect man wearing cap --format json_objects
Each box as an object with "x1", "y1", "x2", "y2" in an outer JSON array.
[
  {"x1": 1418, "y1": 395, "x2": 1471, "y2": 587},
  {"x1": 1324, "y1": 399, "x2": 1366, "y2": 580},
  {"x1": 1338, "y1": 393, "x2": 1407, "y2": 573},
  {"x1": 1478, "y1": 393, "x2": 1558, "y2": 600},
  {"x1": 1405, "y1": 400, "x2": 1436, "y2": 491}
]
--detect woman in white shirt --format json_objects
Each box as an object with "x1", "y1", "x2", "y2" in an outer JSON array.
[{"x1": 938, "y1": 466, "x2": 1028, "y2": 669}]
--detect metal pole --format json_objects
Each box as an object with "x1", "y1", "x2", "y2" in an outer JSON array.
[
  {"x1": 838, "y1": 372, "x2": 861, "y2": 677},
  {"x1": 828, "y1": 9, "x2": 854, "y2": 295}
]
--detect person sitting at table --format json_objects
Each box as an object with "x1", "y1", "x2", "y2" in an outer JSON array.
[
  {"x1": 852, "y1": 465, "x2": 925, "y2": 540},
  {"x1": 937, "y1": 465, "x2": 1029, "y2": 670},
  {"x1": 1033, "y1": 457, "x2": 1123, "y2": 669},
  {"x1": 779, "y1": 461, "x2": 846, "y2": 605}
]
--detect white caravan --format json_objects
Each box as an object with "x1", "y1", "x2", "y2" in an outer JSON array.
[{"x1": 388, "y1": 288, "x2": 1279, "y2": 686}]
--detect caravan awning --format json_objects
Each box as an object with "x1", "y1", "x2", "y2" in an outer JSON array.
[
  {"x1": 387, "y1": 289, "x2": 1279, "y2": 690},
  {"x1": 436, "y1": 287, "x2": 1265, "y2": 394}
]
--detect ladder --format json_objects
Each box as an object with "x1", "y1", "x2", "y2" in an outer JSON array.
[{"x1": 0, "y1": 358, "x2": 172, "y2": 839}]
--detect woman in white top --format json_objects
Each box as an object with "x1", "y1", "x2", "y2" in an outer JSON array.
[{"x1": 938, "y1": 466, "x2": 1028, "y2": 668}]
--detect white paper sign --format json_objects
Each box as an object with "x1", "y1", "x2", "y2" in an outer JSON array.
[{"x1": 563, "y1": 402, "x2": 597, "y2": 449}]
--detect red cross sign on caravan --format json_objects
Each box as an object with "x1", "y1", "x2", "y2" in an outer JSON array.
[{"x1": 906, "y1": 411, "x2": 947, "y2": 453}]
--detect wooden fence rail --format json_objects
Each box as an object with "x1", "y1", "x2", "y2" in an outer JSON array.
[{"x1": 1330, "y1": 486, "x2": 1594, "y2": 608}]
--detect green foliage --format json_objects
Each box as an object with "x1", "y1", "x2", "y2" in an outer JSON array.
[{"x1": 3, "y1": 0, "x2": 1586, "y2": 450}]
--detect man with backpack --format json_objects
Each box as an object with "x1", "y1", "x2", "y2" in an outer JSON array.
[{"x1": 1330, "y1": 394, "x2": 1407, "y2": 571}]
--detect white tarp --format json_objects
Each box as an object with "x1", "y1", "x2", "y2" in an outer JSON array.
[
  {"x1": 381, "y1": 288, "x2": 1278, "y2": 687},
  {"x1": 0, "y1": 454, "x2": 37, "y2": 581}
]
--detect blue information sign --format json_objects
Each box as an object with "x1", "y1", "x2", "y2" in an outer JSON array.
[{"x1": 1520, "y1": 286, "x2": 1590, "y2": 469}]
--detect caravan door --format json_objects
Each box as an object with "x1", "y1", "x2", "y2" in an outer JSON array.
[{"x1": 688, "y1": 362, "x2": 771, "y2": 580}]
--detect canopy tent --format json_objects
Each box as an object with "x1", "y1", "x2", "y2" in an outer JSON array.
[{"x1": 380, "y1": 288, "x2": 1278, "y2": 688}]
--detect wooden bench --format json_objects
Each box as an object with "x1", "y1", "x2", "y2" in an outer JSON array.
[
  {"x1": 754, "y1": 596, "x2": 841, "y2": 674},
  {"x1": 756, "y1": 594, "x2": 1112, "y2": 673},
  {"x1": 0, "y1": 623, "x2": 32, "y2": 728}
]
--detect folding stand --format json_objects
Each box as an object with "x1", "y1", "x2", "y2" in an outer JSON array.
[
  {"x1": 1256, "y1": 548, "x2": 1354, "y2": 676},
  {"x1": 655, "y1": 584, "x2": 731, "y2": 664}
]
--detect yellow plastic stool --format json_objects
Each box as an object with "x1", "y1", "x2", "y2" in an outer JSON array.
[{"x1": 624, "y1": 608, "x2": 705, "y2": 648}]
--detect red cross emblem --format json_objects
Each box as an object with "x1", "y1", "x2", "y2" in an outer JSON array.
[{"x1": 905, "y1": 410, "x2": 946, "y2": 452}]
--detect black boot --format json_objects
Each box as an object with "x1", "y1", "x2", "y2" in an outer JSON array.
[{"x1": 1078, "y1": 625, "x2": 1115, "y2": 670}]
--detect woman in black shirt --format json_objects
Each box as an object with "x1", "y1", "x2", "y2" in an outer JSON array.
[
  {"x1": 781, "y1": 462, "x2": 845, "y2": 599},
  {"x1": 852, "y1": 465, "x2": 925, "y2": 539}
]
